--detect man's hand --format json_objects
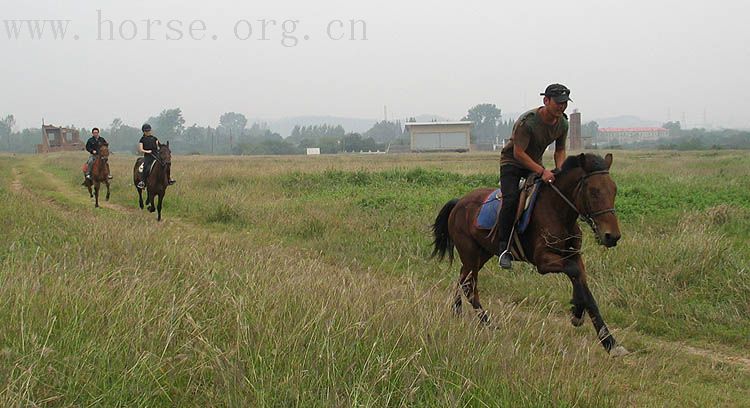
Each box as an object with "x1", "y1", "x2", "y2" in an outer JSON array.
[
  {"x1": 92, "y1": 150, "x2": 96, "y2": 154},
  {"x1": 541, "y1": 168, "x2": 555, "y2": 183}
]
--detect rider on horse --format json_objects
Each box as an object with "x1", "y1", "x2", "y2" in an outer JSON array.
[
  {"x1": 85, "y1": 127, "x2": 112, "y2": 181},
  {"x1": 497, "y1": 83, "x2": 571, "y2": 269},
  {"x1": 137, "y1": 123, "x2": 176, "y2": 189}
]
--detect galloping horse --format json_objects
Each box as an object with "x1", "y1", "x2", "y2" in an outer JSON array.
[
  {"x1": 133, "y1": 141, "x2": 172, "y2": 221},
  {"x1": 432, "y1": 153, "x2": 629, "y2": 356},
  {"x1": 83, "y1": 142, "x2": 110, "y2": 208}
]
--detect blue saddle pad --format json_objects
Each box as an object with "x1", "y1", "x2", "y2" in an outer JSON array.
[
  {"x1": 474, "y1": 181, "x2": 542, "y2": 233},
  {"x1": 517, "y1": 180, "x2": 542, "y2": 234},
  {"x1": 475, "y1": 189, "x2": 502, "y2": 230}
]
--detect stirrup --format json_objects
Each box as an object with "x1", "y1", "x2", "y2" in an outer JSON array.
[
  {"x1": 499, "y1": 250, "x2": 513, "y2": 269},
  {"x1": 137, "y1": 181, "x2": 145, "y2": 189},
  {"x1": 168, "y1": 179, "x2": 176, "y2": 185}
]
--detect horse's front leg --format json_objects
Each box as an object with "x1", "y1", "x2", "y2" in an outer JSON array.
[
  {"x1": 146, "y1": 190, "x2": 155, "y2": 212},
  {"x1": 566, "y1": 257, "x2": 628, "y2": 357},
  {"x1": 94, "y1": 182, "x2": 100, "y2": 208},
  {"x1": 105, "y1": 180, "x2": 110, "y2": 201},
  {"x1": 156, "y1": 192, "x2": 163, "y2": 221}
]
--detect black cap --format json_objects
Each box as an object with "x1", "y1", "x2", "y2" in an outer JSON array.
[
  {"x1": 540, "y1": 84, "x2": 572, "y2": 103},
  {"x1": 141, "y1": 123, "x2": 152, "y2": 132}
]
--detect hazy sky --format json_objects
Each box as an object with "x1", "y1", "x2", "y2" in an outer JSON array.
[{"x1": 2, "y1": 0, "x2": 748, "y2": 130}]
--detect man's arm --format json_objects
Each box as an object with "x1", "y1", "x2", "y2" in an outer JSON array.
[
  {"x1": 513, "y1": 144, "x2": 556, "y2": 182},
  {"x1": 553, "y1": 148, "x2": 566, "y2": 169},
  {"x1": 512, "y1": 144, "x2": 544, "y2": 175}
]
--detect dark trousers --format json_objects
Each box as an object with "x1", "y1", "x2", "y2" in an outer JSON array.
[
  {"x1": 498, "y1": 164, "x2": 532, "y2": 244},
  {"x1": 142, "y1": 154, "x2": 155, "y2": 183}
]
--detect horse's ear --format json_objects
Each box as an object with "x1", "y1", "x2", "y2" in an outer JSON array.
[
  {"x1": 604, "y1": 153, "x2": 613, "y2": 169},
  {"x1": 166, "y1": 141, "x2": 169, "y2": 147}
]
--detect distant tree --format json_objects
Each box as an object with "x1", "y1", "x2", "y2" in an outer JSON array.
[
  {"x1": 219, "y1": 112, "x2": 248, "y2": 138},
  {"x1": 110, "y1": 118, "x2": 122, "y2": 132},
  {"x1": 363, "y1": 120, "x2": 405, "y2": 143},
  {"x1": 463, "y1": 104, "x2": 501, "y2": 143},
  {"x1": 0, "y1": 114, "x2": 15, "y2": 150},
  {"x1": 663, "y1": 121, "x2": 681, "y2": 137},
  {"x1": 148, "y1": 108, "x2": 185, "y2": 141},
  {"x1": 581, "y1": 121, "x2": 599, "y2": 139}
]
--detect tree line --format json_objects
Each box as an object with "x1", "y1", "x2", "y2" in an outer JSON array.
[{"x1": 6, "y1": 106, "x2": 746, "y2": 155}]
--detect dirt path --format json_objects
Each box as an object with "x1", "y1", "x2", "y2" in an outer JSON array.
[
  {"x1": 10, "y1": 167, "x2": 22, "y2": 193},
  {"x1": 11, "y1": 160, "x2": 750, "y2": 372}
]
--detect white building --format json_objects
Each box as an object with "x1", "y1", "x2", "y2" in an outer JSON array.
[
  {"x1": 597, "y1": 127, "x2": 670, "y2": 146},
  {"x1": 405, "y1": 121, "x2": 473, "y2": 152}
]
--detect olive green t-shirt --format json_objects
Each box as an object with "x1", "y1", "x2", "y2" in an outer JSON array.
[{"x1": 500, "y1": 108, "x2": 568, "y2": 168}]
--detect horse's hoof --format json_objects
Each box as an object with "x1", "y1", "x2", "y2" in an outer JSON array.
[
  {"x1": 452, "y1": 303, "x2": 462, "y2": 316},
  {"x1": 571, "y1": 315, "x2": 585, "y2": 327},
  {"x1": 148, "y1": 207, "x2": 155, "y2": 213},
  {"x1": 609, "y1": 345, "x2": 630, "y2": 358},
  {"x1": 478, "y1": 311, "x2": 490, "y2": 325}
]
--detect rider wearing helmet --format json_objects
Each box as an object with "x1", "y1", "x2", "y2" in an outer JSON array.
[{"x1": 137, "y1": 123, "x2": 176, "y2": 188}]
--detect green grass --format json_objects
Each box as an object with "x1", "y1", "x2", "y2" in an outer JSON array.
[{"x1": 0, "y1": 151, "x2": 748, "y2": 406}]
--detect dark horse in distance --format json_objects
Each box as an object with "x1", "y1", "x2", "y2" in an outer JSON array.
[
  {"x1": 432, "y1": 153, "x2": 629, "y2": 357},
  {"x1": 83, "y1": 142, "x2": 111, "y2": 208},
  {"x1": 133, "y1": 142, "x2": 172, "y2": 221}
]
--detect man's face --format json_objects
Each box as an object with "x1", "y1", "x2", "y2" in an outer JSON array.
[
  {"x1": 544, "y1": 97, "x2": 567, "y2": 118},
  {"x1": 92, "y1": 130, "x2": 100, "y2": 138}
]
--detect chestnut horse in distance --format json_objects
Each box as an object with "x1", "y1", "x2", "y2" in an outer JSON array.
[{"x1": 83, "y1": 142, "x2": 110, "y2": 208}]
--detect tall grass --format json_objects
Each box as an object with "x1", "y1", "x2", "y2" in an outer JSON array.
[{"x1": 1, "y1": 152, "x2": 748, "y2": 406}]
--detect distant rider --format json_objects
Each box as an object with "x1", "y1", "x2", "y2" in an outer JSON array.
[
  {"x1": 137, "y1": 124, "x2": 175, "y2": 188},
  {"x1": 84, "y1": 127, "x2": 112, "y2": 180}
]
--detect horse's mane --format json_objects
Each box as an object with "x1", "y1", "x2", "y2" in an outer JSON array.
[{"x1": 559, "y1": 153, "x2": 608, "y2": 174}]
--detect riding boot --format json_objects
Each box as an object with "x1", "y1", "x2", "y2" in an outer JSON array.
[
  {"x1": 497, "y1": 194, "x2": 518, "y2": 269},
  {"x1": 138, "y1": 170, "x2": 148, "y2": 189}
]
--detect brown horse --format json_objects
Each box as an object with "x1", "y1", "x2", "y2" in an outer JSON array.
[
  {"x1": 432, "y1": 153, "x2": 629, "y2": 357},
  {"x1": 83, "y1": 143, "x2": 110, "y2": 208},
  {"x1": 133, "y1": 141, "x2": 171, "y2": 221}
]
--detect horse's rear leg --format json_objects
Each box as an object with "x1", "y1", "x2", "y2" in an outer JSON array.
[
  {"x1": 453, "y1": 265, "x2": 471, "y2": 316},
  {"x1": 456, "y1": 258, "x2": 492, "y2": 324},
  {"x1": 87, "y1": 184, "x2": 93, "y2": 198}
]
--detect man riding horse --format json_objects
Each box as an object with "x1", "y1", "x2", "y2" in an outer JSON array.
[
  {"x1": 84, "y1": 127, "x2": 112, "y2": 182},
  {"x1": 497, "y1": 83, "x2": 571, "y2": 269}
]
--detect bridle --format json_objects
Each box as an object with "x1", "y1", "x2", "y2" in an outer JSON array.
[{"x1": 547, "y1": 170, "x2": 616, "y2": 236}]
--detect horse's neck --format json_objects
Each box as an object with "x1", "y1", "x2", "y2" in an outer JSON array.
[{"x1": 533, "y1": 174, "x2": 581, "y2": 232}]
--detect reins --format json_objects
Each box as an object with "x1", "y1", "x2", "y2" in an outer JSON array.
[{"x1": 547, "y1": 170, "x2": 616, "y2": 235}]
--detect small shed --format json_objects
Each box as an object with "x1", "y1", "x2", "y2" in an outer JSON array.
[
  {"x1": 37, "y1": 125, "x2": 84, "y2": 153},
  {"x1": 405, "y1": 121, "x2": 473, "y2": 152}
]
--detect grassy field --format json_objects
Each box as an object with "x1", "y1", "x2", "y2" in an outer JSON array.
[{"x1": 0, "y1": 150, "x2": 748, "y2": 406}]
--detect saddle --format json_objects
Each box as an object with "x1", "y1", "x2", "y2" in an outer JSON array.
[
  {"x1": 480, "y1": 174, "x2": 542, "y2": 259},
  {"x1": 138, "y1": 160, "x2": 156, "y2": 175}
]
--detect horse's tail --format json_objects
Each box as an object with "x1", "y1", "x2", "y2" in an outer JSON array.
[{"x1": 431, "y1": 198, "x2": 458, "y2": 263}]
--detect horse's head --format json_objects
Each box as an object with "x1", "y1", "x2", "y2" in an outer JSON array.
[
  {"x1": 98, "y1": 143, "x2": 110, "y2": 161},
  {"x1": 158, "y1": 141, "x2": 171, "y2": 165},
  {"x1": 558, "y1": 153, "x2": 620, "y2": 247}
]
